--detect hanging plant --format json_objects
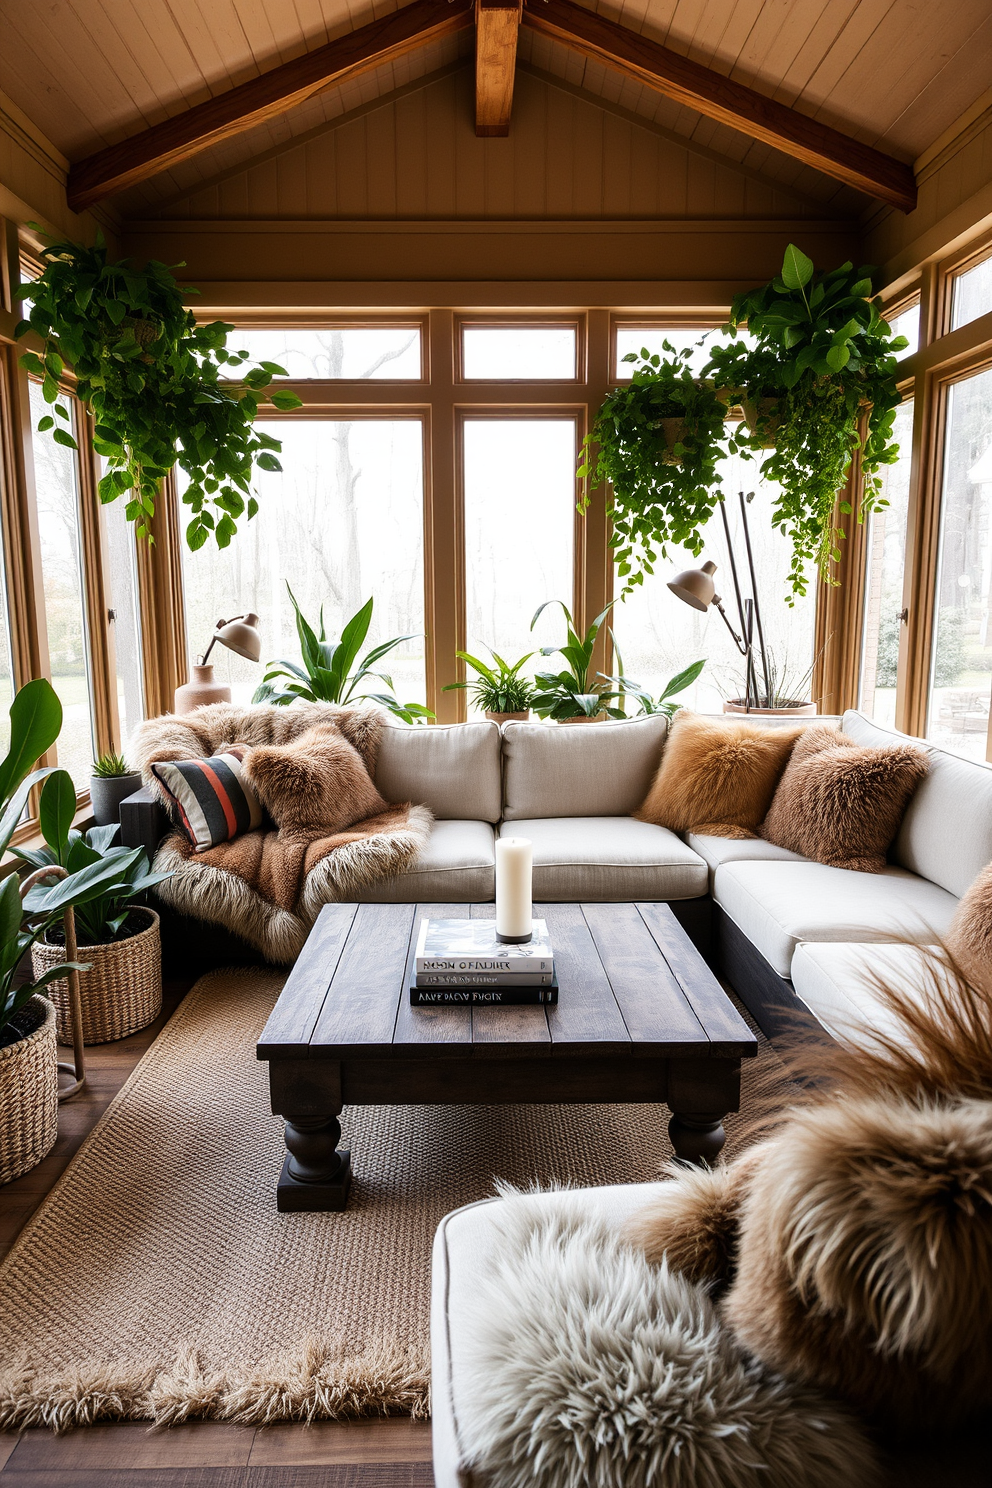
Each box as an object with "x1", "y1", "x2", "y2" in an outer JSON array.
[
  {"x1": 577, "y1": 344, "x2": 727, "y2": 595},
  {"x1": 14, "y1": 230, "x2": 302, "y2": 550},
  {"x1": 704, "y1": 244, "x2": 907, "y2": 596}
]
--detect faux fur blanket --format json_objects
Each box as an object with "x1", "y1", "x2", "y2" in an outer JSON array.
[{"x1": 131, "y1": 702, "x2": 433, "y2": 962}]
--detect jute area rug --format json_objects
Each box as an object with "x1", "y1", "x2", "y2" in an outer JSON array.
[{"x1": 0, "y1": 967, "x2": 781, "y2": 1431}]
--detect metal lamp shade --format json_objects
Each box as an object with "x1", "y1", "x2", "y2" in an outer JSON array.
[
  {"x1": 215, "y1": 613, "x2": 262, "y2": 662},
  {"x1": 667, "y1": 561, "x2": 718, "y2": 613}
]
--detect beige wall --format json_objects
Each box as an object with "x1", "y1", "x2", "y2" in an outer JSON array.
[{"x1": 0, "y1": 90, "x2": 117, "y2": 253}]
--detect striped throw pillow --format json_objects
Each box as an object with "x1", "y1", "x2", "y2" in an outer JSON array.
[{"x1": 151, "y1": 748, "x2": 264, "y2": 852}]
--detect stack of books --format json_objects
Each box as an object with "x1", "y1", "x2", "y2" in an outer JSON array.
[{"x1": 411, "y1": 918, "x2": 557, "y2": 1005}]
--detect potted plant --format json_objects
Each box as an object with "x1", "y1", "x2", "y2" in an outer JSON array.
[
  {"x1": 443, "y1": 649, "x2": 537, "y2": 722},
  {"x1": 577, "y1": 344, "x2": 728, "y2": 597},
  {"x1": 530, "y1": 600, "x2": 617, "y2": 721},
  {"x1": 90, "y1": 750, "x2": 141, "y2": 827},
  {"x1": 718, "y1": 645, "x2": 819, "y2": 717},
  {"x1": 598, "y1": 655, "x2": 706, "y2": 718},
  {"x1": 253, "y1": 586, "x2": 435, "y2": 724},
  {"x1": 14, "y1": 231, "x2": 302, "y2": 550},
  {"x1": 18, "y1": 781, "x2": 171, "y2": 1044}
]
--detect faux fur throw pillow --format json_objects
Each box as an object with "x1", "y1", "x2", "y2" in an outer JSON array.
[
  {"x1": 636, "y1": 712, "x2": 804, "y2": 838},
  {"x1": 761, "y1": 725, "x2": 929, "y2": 873},
  {"x1": 947, "y1": 862, "x2": 992, "y2": 994}
]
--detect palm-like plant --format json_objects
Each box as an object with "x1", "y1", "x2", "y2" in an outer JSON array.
[
  {"x1": 599, "y1": 650, "x2": 706, "y2": 718},
  {"x1": 443, "y1": 649, "x2": 537, "y2": 714},
  {"x1": 529, "y1": 600, "x2": 616, "y2": 720},
  {"x1": 252, "y1": 587, "x2": 434, "y2": 724}
]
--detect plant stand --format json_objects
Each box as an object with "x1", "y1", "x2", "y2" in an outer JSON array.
[{"x1": 21, "y1": 866, "x2": 86, "y2": 1102}]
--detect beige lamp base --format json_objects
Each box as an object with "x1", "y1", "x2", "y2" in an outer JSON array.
[{"x1": 174, "y1": 664, "x2": 232, "y2": 715}]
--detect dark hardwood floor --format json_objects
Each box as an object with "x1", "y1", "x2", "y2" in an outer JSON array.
[{"x1": 1, "y1": 978, "x2": 988, "y2": 1487}]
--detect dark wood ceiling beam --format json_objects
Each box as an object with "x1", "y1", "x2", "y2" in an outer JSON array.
[
  {"x1": 67, "y1": 0, "x2": 475, "y2": 211},
  {"x1": 475, "y1": 0, "x2": 523, "y2": 136},
  {"x1": 521, "y1": 0, "x2": 918, "y2": 212}
]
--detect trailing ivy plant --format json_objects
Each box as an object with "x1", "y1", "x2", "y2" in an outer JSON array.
[
  {"x1": 14, "y1": 231, "x2": 302, "y2": 549},
  {"x1": 577, "y1": 344, "x2": 728, "y2": 595},
  {"x1": 704, "y1": 244, "x2": 907, "y2": 596}
]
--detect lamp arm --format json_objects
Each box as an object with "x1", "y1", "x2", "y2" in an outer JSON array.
[
  {"x1": 714, "y1": 599, "x2": 749, "y2": 656},
  {"x1": 200, "y1": 634, "x2": 217, "y2": 666}
]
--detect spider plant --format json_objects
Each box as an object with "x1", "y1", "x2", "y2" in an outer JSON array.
[
  {"x1": 253, "y1": 587, "x2": 434, "y2": 724},
  {"x1": 443, "y1": 649, "x2": 537, "y2": 714}
]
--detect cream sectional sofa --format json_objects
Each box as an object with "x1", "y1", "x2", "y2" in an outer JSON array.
[{"x1": 121, "y1": 706, "x2": 991, "y2": 1046}]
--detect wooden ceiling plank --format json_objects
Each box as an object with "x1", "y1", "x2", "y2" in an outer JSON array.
[
  {"x1": 520, "y1": 0, "x2": 917, "y2": 210},
  {"x1": 66, "y1": 0, "x2": 475, "y2": 211},
  {"x1": 475, "y1": 0, "x2": 523, "y2": 136}
]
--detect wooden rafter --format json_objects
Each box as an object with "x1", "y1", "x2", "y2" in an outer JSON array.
[
  {"x1": 521, "y1": 0, "x2": 918, "y2": 212},
  {"x1": 475, "y1": 0, "x2": 523, "y2": 137},
  {"x1": 66, "y1": 0, "x2": 475, "y2": 212}
]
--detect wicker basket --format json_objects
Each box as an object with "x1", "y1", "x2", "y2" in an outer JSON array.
[
  {"x1": 0, "y1": 995, "x2": 58, "y2": 1185},
  {"x1": 32, "y1": 908, "x2": 162, "y2": 1046}
]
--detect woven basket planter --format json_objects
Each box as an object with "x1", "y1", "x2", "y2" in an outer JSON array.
[
  {"x1": 0, "y1": 995, "x2": 58, "y2": 1185},
  {"x1": 32, "y1": 908, "x2": 162, "y2": 1046}
]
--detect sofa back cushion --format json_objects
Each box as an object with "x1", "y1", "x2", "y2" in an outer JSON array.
[
  {"x1": 502, "y1": 715, "x2": 668, "y2": 820},
  {"x1": 374, "y1": 720, "x2": 502, "y2": 822},
  {"x1": 841, "y1": 710, "x2": 992, "y2": 897}
]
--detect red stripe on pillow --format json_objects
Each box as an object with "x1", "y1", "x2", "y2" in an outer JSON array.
[{"x1": 198, "y1": 760, "x2": 238, "y2": 840}]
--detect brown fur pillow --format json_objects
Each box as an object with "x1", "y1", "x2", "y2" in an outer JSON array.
[
  {"x1": 636, "y1": 712, "x2": 804, "y2": 838},
  {"x1": 761, "y1": 724, "x2": 929, "y2": 872},
  {"x1": 240, "y1": 723, "x2": 389, "y2": 836},
  {"x1": 947, "y1": 863, "x2": 992, "y2": 994}
]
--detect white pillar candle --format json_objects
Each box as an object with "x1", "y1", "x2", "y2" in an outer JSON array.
[{"x1": 495, "y1": 836, "x2": 533, "y2": 942}]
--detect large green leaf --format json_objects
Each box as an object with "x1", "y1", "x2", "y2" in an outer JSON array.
[
  {"x1": 658, "y1": 658, "x2": 706, "y2": 701},
  {"x1": 0, "y1": 679, "x2": 62, "y2": 805},
  {"x1": 0, "y1": 767, "x2": 55, "y2": 861},
  {"x1": 39, "y1": 768, "x2": 76, "y2": 863},
  {"x1": 333, "y1": 598, "x2": 374, "y2": 685},
  {"x1": 22, "y1": 847, "x2": 144, "y2": 915},
  {"x1": 780, "y1": 244, "x2": 815, "y2": 292},
  {"x1": 0, "y1": 873, "x2": 23, "y2": 955}
]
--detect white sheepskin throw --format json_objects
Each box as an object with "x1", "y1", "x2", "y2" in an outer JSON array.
[{"x1": 455, "y1": 1195, "x2": 878, "y2": 1488}]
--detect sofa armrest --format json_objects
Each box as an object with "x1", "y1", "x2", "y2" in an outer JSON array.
[{"x1": 119, "y1": 785, "x2": 168, "y2": 861}]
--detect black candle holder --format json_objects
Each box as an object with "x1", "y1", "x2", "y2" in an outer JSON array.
[{"x1": 496, "y1": 929, "x2": 532, "y2": 944}]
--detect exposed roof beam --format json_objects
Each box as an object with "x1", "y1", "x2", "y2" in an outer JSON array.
[
  {"x1": 476, "y1": 0, "x2": 522, "y2": 137},
  {"x1": 67, "y1": 0, "x2": 475, "y2": 212},
  {"x1": 521, "y1": 0, "x2": 918, "y2": 212}
]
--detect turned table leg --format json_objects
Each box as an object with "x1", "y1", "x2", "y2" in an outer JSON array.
[
  {"x1": 667, "y1": 1057, "x2": 740, "y2": 1166},
  {"x1": 668, "y1": 1111, "x2": 727, "y2": 1165},
  {"x1": 277, "y1": 1111, "x2": 352, "y2": 1212}
]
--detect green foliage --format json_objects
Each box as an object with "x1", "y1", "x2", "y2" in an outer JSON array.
[
  {"x1": 577, "y1": 344, "x2": 728, "y2": 596},
  {"x1": 705, "y1": 245, "x2": 907, "y2": 597},
  {"x1": 599, "y1": 656, "x2": 706, "y2": 718},
  {"x1": 253, "y1": 587, "x2": 435, "y2": 724},
  {"x1": 529, "y1": 600, "x2": 617, "y2": 720},
  {"x1": 91, "y1": 751, "x2": 132, "y2": 778},
  {"x1": 0, "y1": 872, "x2": 89, "y2": 1038},
  {"x1": 15, "y1": 231, "x2": 302, "y2": 549},
  {"x1": 17, "y1": 789, "x2": 171, "y2": 944},
  {"x1": 443, "y1": 650, "x2": 537, "y2": 714}
]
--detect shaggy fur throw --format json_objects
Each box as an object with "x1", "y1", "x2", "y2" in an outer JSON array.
[
  {"x1": 456, "y1": 1192, "x2": 878, "y2": 1488},
  {"x1": 626, "y1": 951, "x2": 992, "y2": 1431},
  {"x1": 760, "y1": 724, "x2": 929, "y2": 871},
  {"x1": 947, "y1": 863, "x2": 992, "y2": 995},
  {"x1": 131, "y1": 702, "x2": 433, "y2": 962},
  {"x1": 636, "y1": 713, "x2": 803, "y2": 839}
]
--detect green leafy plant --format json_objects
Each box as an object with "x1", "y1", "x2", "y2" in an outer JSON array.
[
  {"x1": 577, "y1": 344, "x2": 728, "y2": 596},
  {"x1": 599, "y1": 655, "x2": 706, "y2": 718},
  {"x1": 253, "y1": 587, "x2": 435, "y2": 724},
  {"x1": 529, "y1": 600, "x2": 617, "y2": 720},
  {"x1": 0, "y1": 873, "x2": 88, "y2": 1043},
  {"x1": 91, "y1": 751, "x2": 132, "y2": 778},
  {"x1": 705, "y1": 244, "x2": 907, "y2": 596},
  {"x1": 17, "y1": 773, "x2": 170, "y2": 944},
  {"x1": 443, "y1": 650, "x2": 537, "y2": 714},
  {"x1": 15, "y1": 231, "x2": 303, "y2": 549}
]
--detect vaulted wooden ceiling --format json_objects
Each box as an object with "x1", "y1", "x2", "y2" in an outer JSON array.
[{"x1": 3, "y1": 0, "x2": 990, "y2": 222}]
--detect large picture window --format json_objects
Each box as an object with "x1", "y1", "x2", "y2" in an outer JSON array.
[{"x1": 859, "y1": 398, "x2": 914, "y2": 725}]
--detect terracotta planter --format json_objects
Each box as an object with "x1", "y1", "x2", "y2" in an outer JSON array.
[
  {"x1": 485, "y1": 710, "x2": 530, "y2": 724},
  {"x1": 723, "y1": 698, "x2": 817, "y2": 717},
  {"x1": 174, "y1": 664, "x2": 231, "y2": 714},
  {"x1": 33, "y1": 908, "x2": 162, "y2": 1045},
  {"x1": 90, "y1": 771, "x2": 142, "y2": 827},
  {"x1": 657, "y1": 417, "x2": 687, "y2": 466},
  {"x1": 0, "y1": 995, "x2": 58, "y2": 1185}
]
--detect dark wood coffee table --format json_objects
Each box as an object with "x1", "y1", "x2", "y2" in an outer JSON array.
[{"x1": 256, "y1": 900, "x2": 757, "y2": 1211}]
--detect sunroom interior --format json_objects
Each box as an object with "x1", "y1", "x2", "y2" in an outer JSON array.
[{"x1": 0, "y1": 1, "x2": 991, "y2": 1485}]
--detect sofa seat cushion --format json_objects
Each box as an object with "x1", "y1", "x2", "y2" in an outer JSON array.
[
  {"x1": 685, "y1": 832, "x2": 808, "y2": 890},
  {"x1": 431, "y1": 1186, "x2": 666, "y2": 1488},
  {"x1": 504, "y1": 817, "x2": 707, "y2": 901},
  {"x1": 714, "y1": 860, "x2": 959, "y2": 979},
  {"x1": 359, "y1": 820, "x2": 495, "y2": 902},
  {"x1": 791, "y1": 941, "x2": 944, "y2": 1048}
]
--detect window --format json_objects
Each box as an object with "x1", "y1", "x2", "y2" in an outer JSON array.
[
  {"x1": 461, "y1": 325, "x2": 577, "y2": 380},
  {"x1": 888, "y1": 301, "x2": 920, "y2": 359},
  {"x1": 181, "y1": 419, "x2": 427, "y2": 708},
  {"x1": 29, "y1": 382, "x2": 96, "y2": 791},
  {"x1": 226, "y1": 327, "x2": 423, "y2": 380},
  {"x1": 926, "y1": 365, "x2": 992, "y2": 759},
  {"x1": 462, "y1": 418, "x2": 577, "y2": 708},
  {"x1": 103, "y1": 494, "x2": 145, "y2": 746},
  {"x1": 859, "y1": 400, "x2": 914, "y2": 724},
  {"x1": 950, "y1": 254, "x2": 992, "y2": 332},
  {"x1": 615, "y1": 326, "x2": 716, "y2": 378}
]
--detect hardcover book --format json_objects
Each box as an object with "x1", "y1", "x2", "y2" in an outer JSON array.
[
  {"x1": 415, "y1": 971, "x2": 555, "y2": 988},
  {"x1": 415, "y1": 917, "x2": 554, "y2": 975},
  {"x1": 410, "y1": 975, "x2": 559, "y2": 1006}
]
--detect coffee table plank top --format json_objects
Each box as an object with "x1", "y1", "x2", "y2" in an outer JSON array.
[{"x1": 257, "y1": 901, "x2": 756, "y2": 1063}]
